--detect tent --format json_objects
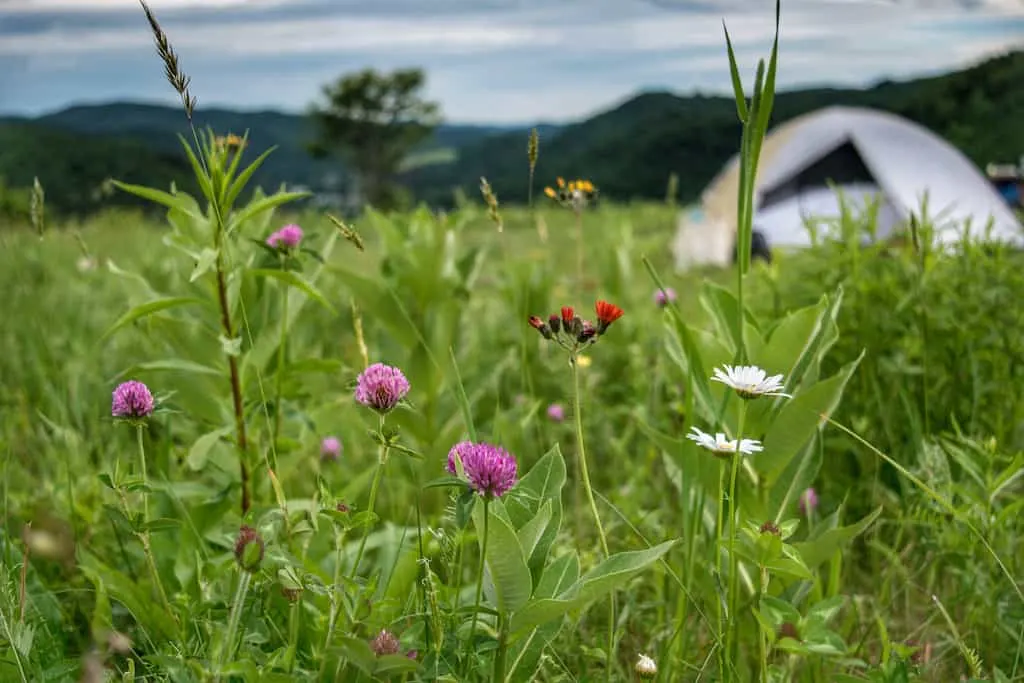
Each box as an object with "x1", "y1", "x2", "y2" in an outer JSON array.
[{"x1": 672, "y1": 105, "x2": 1024, "y2": 270}]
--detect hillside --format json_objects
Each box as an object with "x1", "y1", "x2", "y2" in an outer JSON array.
[
  {"x1": 1, "y1": 49, "x2": 1020, "y2": 217},
  {"x1": 402, "y1": 49, "x2": 1024, "y2": 207}
]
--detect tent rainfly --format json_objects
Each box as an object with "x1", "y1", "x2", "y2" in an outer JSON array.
[{"x1": 672, "y1": 105, "x2": 1024, "y2": 271}]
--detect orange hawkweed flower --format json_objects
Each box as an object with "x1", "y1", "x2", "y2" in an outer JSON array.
[
  {"x1": 595, "y1": 300, "x2": 624, "y2": 333},
  {"x1": 561, "y1": 306, "x2": 575, "y2": 324}
]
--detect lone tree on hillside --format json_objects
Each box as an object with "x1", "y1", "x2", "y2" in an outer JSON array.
[{"x1": 308, "y1": 67, "x2": 441, "y2": 210}]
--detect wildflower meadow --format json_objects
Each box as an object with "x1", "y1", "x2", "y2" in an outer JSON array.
[{"x1": 1, "y1": 1, "x2": 1023, "y2": 682}]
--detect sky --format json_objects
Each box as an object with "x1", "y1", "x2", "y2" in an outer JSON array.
[{"x1": 0, "y1": 0, "x2": 1022, "y2": 124}]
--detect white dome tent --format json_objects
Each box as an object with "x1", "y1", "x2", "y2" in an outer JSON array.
[{"x1": 672, "y1": 105, "x2": 1024, "y2": 271}]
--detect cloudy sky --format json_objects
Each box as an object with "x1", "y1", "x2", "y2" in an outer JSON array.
[{"x1": 0, "y1": 0, "x2": 1021, "y2": 124}]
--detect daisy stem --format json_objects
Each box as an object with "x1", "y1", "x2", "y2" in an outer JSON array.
[
  {"x1": 716, "y1": 457, "x2": 728, "y2": 679},
  {"x1": 467, "y1": 498, "x2": 490, "y2": 673},
  {"x1": 571, "y1": 354, "x2": 614, "y2": 681},
  {"x1": 726, "y1": 402, "x2": 748, "y2": 678}
]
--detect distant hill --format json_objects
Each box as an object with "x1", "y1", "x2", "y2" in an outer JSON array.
[
  {"x1": 0, "y1": 49, "x2": 1020, "y2": 217},
  {"x1": 402, "y1": 49, "x2": 1024, "y2": 207}
]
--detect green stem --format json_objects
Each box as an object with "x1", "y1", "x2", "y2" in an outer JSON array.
[
  {"x1": 217, "y1": 569, "x2": 252, "y2": 680},
  {"x1": 323, "y1": 528, "x2": 348, "y2": 651},
  {"x1": 466, "y1": 498, "x2": 490, "y2": 672},
  {"x1": 349, "y1": 414, "x2": 389, "y2": 579},
  {"x1": 135, "y1": 426, "x2": 149, "y2": 524},
  {"x1": 271, "y1": 259, "x2": 289, "y2": 463},
  {"x1": 758, "y1": 567, "x2": 769, "y2": 683},
  {"x1": 726, "y1": 402, "x2": 748, "y2": 678},
  {"x1": 716, "y1": 457, "x2": 728, "y2": 680},
  {"x1": 492, "y1": 614, "x2": 509, "y2": 683},
  {"x1": 570, "y1": 355, "x2": 614, "y2": 681},
  {"x1": 285, "y1": 596, "x2": 300, "y2": 673}
]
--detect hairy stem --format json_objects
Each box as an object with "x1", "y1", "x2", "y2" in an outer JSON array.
[
  {"x1": 216, "y1": 569, "x2": 252, "y2": 680},
  {"x1": 271, "y1": 257, "x2": 289, "y2": 458},
  {"x1": 349, "y1": 414, "x2": 389, "y2": 579},
  {"x1": 571, "y1": 354, "x2": 614, "y2": 681},
  {"x1": 214, "y1": 257, "x2": 250, "y2": 515},
  {"x1": 466, "y1": 498, "x2": 490, "y2": 673},
  {"x1": 726, "y1": 402, "x2": 748, "y2": 676}
]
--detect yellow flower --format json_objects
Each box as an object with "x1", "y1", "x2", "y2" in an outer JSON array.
[
  {"x1": 556, "y1": 177, "x2": 566, "y2": 188},
  {"x1": 576, "y1": 355, "x2": 592, "y2": 368},
  {"x1": 544, "y1": 186, "x2": 557, "y2": 198}
]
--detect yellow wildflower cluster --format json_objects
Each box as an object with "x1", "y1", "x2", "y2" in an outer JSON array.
[{"x1": 543, "y1": 177, "x2": 598, "y2": 210}]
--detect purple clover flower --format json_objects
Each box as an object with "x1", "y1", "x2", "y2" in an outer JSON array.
[
  {"x1": 266, "y1": 224, "x2": 303, "y2": 250},
  {"x1": 547, "y1": 403, "x2": 565, "y2": 422},
  {"x1": 446, "y1": 440, "x2": 518, "y2": 499},
  {"x1": 111, "y1": 380, "x2": 154, "y2": 420},
  {"x1": 799, "y1": 488, "x2": 819, "y2": 516},
  {"x1": 654, "y1": 287, "x2": 677, "y2": 308},
  {"x1": 355, "y1": 363, "x2": 410, "y2": 414},
  {"x1": 321, "y1": 436, "x2": 342, "y2": 461},
  {"x1": 370, "y1": 629, "x2": 400, "y2": 656}
]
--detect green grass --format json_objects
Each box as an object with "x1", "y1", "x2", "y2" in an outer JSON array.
[{"x1": 0, "y1": 195, "x2": 1022, "y2": 682}]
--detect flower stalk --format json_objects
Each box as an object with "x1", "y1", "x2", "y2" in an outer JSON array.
[{"x1": 467, "y1": 498, "x2": 490, "y2": 669}]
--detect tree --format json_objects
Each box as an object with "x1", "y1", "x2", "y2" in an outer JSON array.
[{"x1": 308, "y1": 67, "x2": 441, "y2": 210}]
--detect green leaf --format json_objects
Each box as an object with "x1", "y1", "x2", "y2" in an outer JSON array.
[
  {"x1": 517, "y1": 500, "x2": 553, "y2": 562},
  {"x1": 473, "y1": 500, "x2": 533, "y2": 615},
  {"x1": 111, "y1": 180, "x2": 201, "y2": 220},
  {"x1": 187, "y1": 426, "x2": 233, "y2": 471},
  {"x1": 247, "y1": 268, "x2": 336, "y2": 313},
  {"x1": 509, "y1": 540, "x2": 677, "y2": 635},
  {"x1": 223, "y1": 146, "x2": 277, "y2": 216},
  {"x1": 113, "y1": 359, "x2": 222, "y2": 381},
  {"x1": 228, "y1": 190, "x2": 310, "y2": 234},
  {"x1": 101, "y1": 297, "x2": 208, "y2": 342},
  {"x1": 722, "y1": 22, "x2": 749, "y2": 122},
  {"x1": 759, "y1": 354, "x2": 863, "y2": 487},
  {"x1": 449, "y1": 347, "x2": 477, "y2": 442},
  {"x1": 189, "y1": 247, "x2": 220, "y2": 282},
  {"x1": 792, "y1": 506, "x2": 882, "y2": 570}
]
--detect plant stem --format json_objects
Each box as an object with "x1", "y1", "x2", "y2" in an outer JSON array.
[
  {"x1": 467, "y1": 498, "x2": 490, "y2": 671},
  {"x1": 271, "y1": 258, "x2": 289, "y2": 462},
  {"x1": 135, "y1": 426, "x2": 149, "y2": 523},
  {"x1": 726, "y1": 402, "x2": 748, "y2": 677},
  {"x1": 214, "y1": 256, "x2": 250, "y2": 514},
  {"x1": 323, "y1": 528, "x2": 348, "y2": 651},
  {"x1": 492, "y1": 613, "x2": 509, "y2": 683},
  {"x1": 349, "y1": 415, "x2": 389, "y2": 579},
  {"x1": 574, "y1": 210, "x2": 584, "y2": 287},
  {"x1": 570, "y1": 354, "x2": 614, "y2": 681},
  {"x1": 716, "y1": 457, "x2": 729, "y2": 680},
  {"x1": 758, "y1": 567, "x2": 769, "y2": 683},
  {"x1": 285, "y1": 596, "x2": 300, "y2": 673},
  {"x1": 133, "y1": 426, "x2": 178, "y2": 632},
  {"x1": 217, "y1": 569, "x2": 252, "y2": 680}
]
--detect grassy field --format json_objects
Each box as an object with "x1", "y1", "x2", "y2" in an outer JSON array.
[
  {"x1": 1, "y1": 181, "x2": 1023, "y2": 683},
  {"x1": 1, "y1": 2, "x2": 1023, "y2": 679}
]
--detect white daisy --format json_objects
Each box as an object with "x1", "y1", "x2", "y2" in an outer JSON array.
[
  {"x1": 686, "y1": 426, "x2": 763, "y2": 456},
  {"x1": 711, "y1": 364, "x2": 792, "y2": 399},
  {"x1": 635, "y1": 653, "x2": 658, "y2": 678}
]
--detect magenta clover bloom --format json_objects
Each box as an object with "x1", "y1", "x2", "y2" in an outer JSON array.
[
  {"x1": 654, "y1": 287, "x2": 677, "y2": 308},
  {"x1": 547, "y1": 403, "x2": 565, "y2": 422},
  {"x1": 266, "y1": 224, "x2": 303, "y2": 250},
  {"x1": 799, "y1": 488, "x2": 819, "y2": 515},
  {"x1": 446, "y1": 440, "x2": 518, "y2": 499},
  {"x1": 111, "y1": 380, "x2": 154, "y2": 420},
  {"x1": 355, "y1": 363, "x2": 410, "y2": 414},
  {"x1": 321, "y1": 436, "x2": 342, "y2": 461}
]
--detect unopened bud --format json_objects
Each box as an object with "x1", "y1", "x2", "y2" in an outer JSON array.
[
  {"x1": 528, "y1": 315, "x2": 553, "y2": 339},
  {"x1": 234, "y1": 525, "x2": 265, "y2": 573}
]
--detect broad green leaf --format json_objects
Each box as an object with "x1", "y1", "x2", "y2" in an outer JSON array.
[
  {"x1": 79, "y1": 553, "x2": 180, "y2": 641},
  {"x1": 473, "y1": 500, "x2": 533, "y2": 615},
  {"x1": 792, "y1": 506, "x2": 882, "y2": 570},
  {"x1": 246, "y1": 268, "x2": 335, "y2": 313},
  {"x1": 187, "y1": 426, "x2": 233, "y2": 471},
  {"x1": 509, "y1": 540, "x2": 677, "y2": 635},
  {"x1": 517, "y1": 500, "x2": 553, "y2": 562},
  {"x1": 101, "y1": 296, "x2": 208, "y2": 341},
  {"x1": 759, "y1": 354, "x2": 863, "y2": 487},
  {"x1": 223, "y1": 146, "x2": 277, "y2": 213},
  {"x1": 115, "y1": 359, "x2": 223, "y2": 379}
]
